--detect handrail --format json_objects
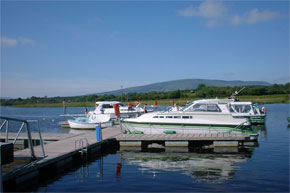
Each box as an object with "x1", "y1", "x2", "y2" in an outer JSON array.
[
  {"x1": 234, "y1": 121, "x2": 248, "y2": 130},
  {"x1": 0, "y1": 116, "x2": 38, "y2": 160},
  {"x1": 27, "y1": 120, "x2": 46, "y2": 157}
]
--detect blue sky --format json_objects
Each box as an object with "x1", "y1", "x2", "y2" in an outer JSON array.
[{"x1": 1, "y1": 0, "x2": 289, "y2": 98}]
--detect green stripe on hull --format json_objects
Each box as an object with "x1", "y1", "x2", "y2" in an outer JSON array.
[{"x1": 248, "y1": 117, "x2": 265, "y2": 124}]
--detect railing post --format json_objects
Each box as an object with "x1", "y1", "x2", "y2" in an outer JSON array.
[
  {"x1": 37, "y1": 121, "x2": 45, "y2": 157},
  {"x1": 5, "y1": 121, "x2": 9, "y2": 142},
  {"x1": 25, "y1": 122, "x2": 36, "y2": 160},
  {"x1": 13, "y1": 122, "x2": 25, "y2": 144},
  {"x1": 0, "y1": 120, "x2": 7, "y2": 131}
]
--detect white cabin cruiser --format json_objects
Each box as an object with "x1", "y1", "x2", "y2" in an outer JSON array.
[
  {"x1": 227, "y1": 102, "x2": 266, "y2": 124},
  {"x1": 90, "y1": 101, "x2": 144, "y2": 118},
  {"x1": 121, "y1": 101, "x2": 256, "y2": 135}
]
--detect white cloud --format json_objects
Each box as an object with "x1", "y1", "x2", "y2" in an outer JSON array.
[
  {"x1": 178, "y1": 0, "x2": 227, "y2": 19},
  {"x1": 231, "y1": 9, "x2": 281, "y2": 26},
  {"x1": 0, "y1": 37, "x2": 34, "y2": 47},
  {"x1": 1, "y1": 37, "x2": 17, "y2": 47},
  {"x1": 177, "y1": 0, "x2": 227, "y2": 27},
  {"x1": 178, "y1": 1, "x2": 281, "y2": 27}
]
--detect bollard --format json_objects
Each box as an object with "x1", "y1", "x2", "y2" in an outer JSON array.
[
  {"x1": 114, "y1": 104, "x2": 120, "y2": 117},
  {"x1": 96, "y1": 125, "x2": 102, "y2": 141}
]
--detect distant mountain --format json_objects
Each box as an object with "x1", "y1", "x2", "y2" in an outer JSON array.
[{"x1": 97, "y1": 79, "x2": 271, "y2": 96}]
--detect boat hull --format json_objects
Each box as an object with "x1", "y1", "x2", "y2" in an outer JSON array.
[
  {"x1": 121, "y1": 121, "x2": 252, "y2": 135},
  {"x1": 233, "y1": 115, "x2": 265, "y2": 124},
  {"x1": 68, "y1": 119, "x2": 99, "y2": 130}
]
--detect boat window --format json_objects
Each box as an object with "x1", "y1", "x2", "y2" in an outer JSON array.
[
  {"x1": 119, "y1": 103, "x2": 125, "y2": 107},
  {"x1": 102, "y1": 104, "x2": 113, "y2": 109},
  {"x1": 232, "y1": 105, "x2": 251, "y2": 113},
  {"x1": 166, "y1": 116, "x2": 173, "y2": 119},
  {"x1": 153, "y1": 116, "x2": 158, "y2": 118},
  {"x1": 182, "y1": 116, "x2": 190, "y2": 119},
  {"x1": 174, "y1": 116, "x2": 181, "y2": 119},
  {"x1": 253, "y1": 107, "x2": 259, "y2": 114},
  {"x1": 192, "y1": 104, "x2": 207, "y2": 112},
  {"x1": 229, "y1": 106, "x2": 235, "y2": 113},
  {"x1": 159, "y1": 116, "x2": 164, "y2": 118},
  {"x1": 180, "y1": 102, "x2": 193, "y2": 111},
  {"x1": 207, "y1": 104, "x2": 221, "y2": 112}
]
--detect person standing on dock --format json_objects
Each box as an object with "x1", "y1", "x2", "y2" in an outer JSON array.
[{"x1": 128, "y1": 102, "x2": 133, "y2": 111}]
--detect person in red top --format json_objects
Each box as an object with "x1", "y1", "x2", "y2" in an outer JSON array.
[{"x1": 128, "y1": 102, "x2": 133, "y2": 111}]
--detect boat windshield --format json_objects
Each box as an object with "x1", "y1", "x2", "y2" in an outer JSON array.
[
  {"x1": 180, "y1": 102, "x2": 194, "y2": 111},
  {"x1": 231, "y1": 105, "x2": 251, "y2": 113}
]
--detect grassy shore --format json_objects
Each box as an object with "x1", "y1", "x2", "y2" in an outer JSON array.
[
  {"x1": 7, "y1": 94, "x2": 289, "y2": 107},
  {"x1": 140, "y1": 94, "x2": 290, "y2": 106}
]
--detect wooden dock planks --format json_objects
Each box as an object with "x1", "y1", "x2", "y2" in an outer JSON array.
[
  {"x1": 0, "y1": 132, "x2": 78, "y2": 141},
  {"x1": 13, "y1": 125, "x2": 122, "y2": 157}
]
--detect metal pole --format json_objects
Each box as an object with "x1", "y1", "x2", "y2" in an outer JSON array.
[
  {"x1": 119, "y1": 118, "x2": 124, "y2": 133},
  {"x1": 0, "y1": 120, "x2": 7, "y2": 131},
  {"x1": 121, "y1": 86, "x2": 123, "y2": 101},
  {"x1": 25, "y1": 122, "x2": 36, "y2": 160},
  {"x1": 37, "y1": 121, "x2": 45, "y2": 157},
  {"x1": 13, "y1": 122, "x2": 25, "y2": 144},
  {"x1": 62, "y1": 99, "x2": 66, "y2": 115},
  {"x1": 5, "y1": 121, "x2": 9, "y2": 142}
]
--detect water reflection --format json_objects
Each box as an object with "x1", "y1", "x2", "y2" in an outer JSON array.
[
  {"x1": 252, "y1": 124, "x2": 267, "y2": 140},
  {"x1": 120, "y1": 151, "x2": 252, "y2": 184}
]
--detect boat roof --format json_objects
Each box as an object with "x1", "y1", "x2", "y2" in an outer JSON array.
[
  {"x1": 193, "y1": 98, "x2": 235, "y2": 104},
  {"x1": 96, "y1": 101, "x2": 124, "y2": 105},
  {"x1": 229, "y1": 102, "x2": 253, "y2": 105}
]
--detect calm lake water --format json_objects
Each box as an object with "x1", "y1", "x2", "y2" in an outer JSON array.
[{"x1": 1, "y1": 104, "x2": 289, "y2": 192}]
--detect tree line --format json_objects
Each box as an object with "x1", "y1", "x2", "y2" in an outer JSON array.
[{"x1": 1, "y1": 83, "x2": 289, "y2": 106}]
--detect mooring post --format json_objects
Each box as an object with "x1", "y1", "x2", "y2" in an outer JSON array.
[
  {"x1": 114, "y1": 104, "x2": 124, "y2": 133},
  {"x1": 96, "y1": 125, "x2": 102, "y2": 141}
]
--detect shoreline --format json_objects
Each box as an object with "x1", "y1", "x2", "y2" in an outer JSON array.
[{"x1": 1, "y1": 94, "x2": 289, "y2": 108}]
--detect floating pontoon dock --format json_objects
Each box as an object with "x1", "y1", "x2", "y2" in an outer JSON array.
[
  {"x1": 2, "y1": 124, "x2": 258, "y2": 191},
  {"x1": 116, "y1": 133, "x2": 257, "y2": 148}
]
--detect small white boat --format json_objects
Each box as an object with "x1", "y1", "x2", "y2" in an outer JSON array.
[{"x1": 68, "y1": 114, "x2": 111, "y2": 130}]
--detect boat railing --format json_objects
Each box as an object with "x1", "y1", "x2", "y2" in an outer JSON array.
[{"x1": 0, "y1": 116, "x2": 46, "y2": 159}]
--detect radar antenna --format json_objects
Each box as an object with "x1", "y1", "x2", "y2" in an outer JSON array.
[{"x1": 230, "y1": 87, "x2": 245, "y2": 101}]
